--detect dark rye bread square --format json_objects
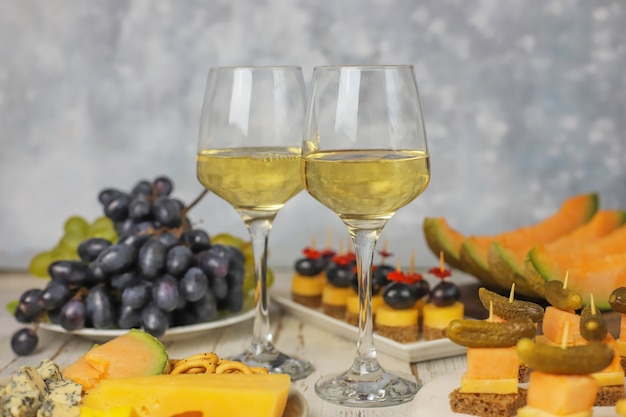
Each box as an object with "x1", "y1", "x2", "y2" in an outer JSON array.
[
  {"x1": 423, "y1": 325, "x2": 447, "y2": 341},
  {"x1": 595, "y1": 384, "x2": 625, "y2": 407},
  {"x1": 376, "y1": 323, "x2": 419, "y2": 343},
  {"x1": 449, "y1": 388, "x2": 527, "y2": 417},
  {"x1": 291, "y1": 293, "x2": 321, "y2": 308},
  {"x1": 322, "y1": 304, "x2": 346, "y2": 320}
]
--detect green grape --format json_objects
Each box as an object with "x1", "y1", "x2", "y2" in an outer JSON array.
[
  {"x1": 267, "y1": 267, "x2": 275, "y2": 288},
  {"x1": 58, "y1": 231, "x2": 84, "y2": 253},
  {"x1": 64, "y1": 215, "x2": 89, "y2": 237},
  {"x1": 91, "y1": 228, "x2": 117, "y2": 243},
  {"x1": 51, "y1": 244, "x2": 79, "y2": 261},
  {"x1": 240, "y1": 241, "x2": 254, "y2": 262},
  {"x1": 29, "y1": 251, "x2": 54, "y2": 277},
  {"x1": 211, "y1": 233, "x2": 246, "y2": 248},
  {"x1": 6, "y1": 299, "x2": 18, "y2": 314},
  {"x1": 89, "y1": 216, "x2": 115, "y2": 236},
  {"x1": 243, "y1": 262, "x2": 255, "y2": 294}
]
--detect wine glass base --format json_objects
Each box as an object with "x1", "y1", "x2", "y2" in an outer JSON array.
[
  {"x1": 315, "y1": 368, "x2": 420, "y2": 408},
  {"x1": 229, "y1": 348, "x2": 313, "y2": 381}
]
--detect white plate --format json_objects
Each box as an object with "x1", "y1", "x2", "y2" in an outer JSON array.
[
  {"x1": 413, "y1": 369, "x2": 619, "y2": 417},
  {"x1": 39, "y1": 308, "x2": 255, "y2": 343},
  {"x1": 270, "y1": 281, "x2": 467, "y2": 363},
  {"x1": 0, "y1": 376, "x2": 306, "y2": 417}
]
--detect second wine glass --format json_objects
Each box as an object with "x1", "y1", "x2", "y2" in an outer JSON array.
[
  {"x1": 302, "y1": 65, "x2": 430, "y2": 406},
  {"x1": 196, "y1": 66, "x2": 313, "y2": 380}
]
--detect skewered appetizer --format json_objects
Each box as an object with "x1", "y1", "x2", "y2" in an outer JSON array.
[
  {"x1": 290, "y1": 237, "x2": 334, "y2": 308},
  {"x1": 540, "y1": 274, "x2": 583, "y2": 346},
  {"x1": 516, "y1": 323, "x2": 615, "y2": 417},
  {"x1": 321, "y1": 252, "x2": 357, "y2": 319},
  {"x1": 375, "y1": 260, "x2": 429, "y2": 343},
  {"x1": 446, "y1": 312, "x2": 535, "y2": 417},
  {"x1": 579, "y1": 294, "x2": 624, "y2": 407},
  {"x1": 477, "y1": 285, "x2": 545, "y2": 382},
  {"x1": 422, "y1": 252, "x2": 464, "y2": 340},
  {"x1": 344, "y1": 243, "x2": 394, "y2": 327},
  {"x1": 609, "y1": 287, "x2": 626, "y2": 372}
]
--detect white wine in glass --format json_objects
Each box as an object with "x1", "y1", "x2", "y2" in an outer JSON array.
[
  {"x1": 302, "y1": 65, "x2": 430, "y2": 406},
  {"x1": 197, "y1": 66, "x2": 313, "y2": 380}
]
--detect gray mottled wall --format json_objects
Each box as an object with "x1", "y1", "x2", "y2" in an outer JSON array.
[{"x1": 1, "y1": 0, "x2": 625, "y2": 270}]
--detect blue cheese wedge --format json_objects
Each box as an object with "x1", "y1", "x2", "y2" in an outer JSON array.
[
  {"x1": 2, "y1": 391, "x2": 42, "y2": 417},
  {"x1": 1, "y1": 360, "x2": 82, "y2": 417}
]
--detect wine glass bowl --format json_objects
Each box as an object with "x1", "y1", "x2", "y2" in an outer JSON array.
[
  {"x1": 302, "y1": 65, "x2": 429, "y2": 406},
  {"x1": 196, "y1": 66, "x2": 313, "y2": 380}
]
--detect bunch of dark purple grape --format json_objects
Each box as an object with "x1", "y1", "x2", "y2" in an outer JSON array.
[{"x1": 11, "y1": 176, "x2": 247, "y2": 356}]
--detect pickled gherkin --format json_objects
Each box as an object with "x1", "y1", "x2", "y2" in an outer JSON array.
[
  {"x1": 477, "y1": 287, "x2": 544, "y2": 323},
  {"x1": 579, "y1": 304, "x2": 608, "y2": 342},
  {"x1": 516, "y1": 338, "x2": 614, "y2": 374},
  {"x1": 446, "y1": 317, "x2": 536, "y2": 348},
  {"x1": 544, "y1": 280, "x2": 582, "y2": 311},
  {"x1": 609, "y1": 287, "x2": 626, "y2": 314}
]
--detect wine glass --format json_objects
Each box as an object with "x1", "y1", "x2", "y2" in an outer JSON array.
[
  {"x1": 196, "y1": 66, "x2": 313, "y2": 380},
  {"x1": 301, "y1": 65, "x2": 429, "y2": 406}
]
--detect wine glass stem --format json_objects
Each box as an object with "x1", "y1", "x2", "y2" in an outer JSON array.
[
  {"x1": 246, "y1": 217, "x2": 275, "y2": 354},
  {"x1": 349, "y1": 227, "x2": 382, "y2": 374}
]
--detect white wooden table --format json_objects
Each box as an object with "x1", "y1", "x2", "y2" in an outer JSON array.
[{"x1": 0, "y1": 271, "x2": 469, "y2": 417}]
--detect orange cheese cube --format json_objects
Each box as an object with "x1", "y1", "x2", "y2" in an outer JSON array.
[
  {"x1": 541, "y1": 306, "x2": 581, "y2": 345},
  {"x1": 465, "y1": 346, "x2": 520, "y2": 380},
  {"x1": 526, "y1": 371, "x2": 598, "y2": 415},
  {"x1": 82, "y1": 373, "x2": 291, "y2": 417}
]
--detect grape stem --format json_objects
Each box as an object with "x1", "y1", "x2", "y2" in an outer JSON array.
[{"x1": 184, "y1": 189, "x2": 209, "y2": 215}]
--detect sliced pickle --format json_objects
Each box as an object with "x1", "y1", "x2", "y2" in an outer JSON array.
[
  {"x1": 446, "y1": 317, "x2": 536, "y2": 348},
  {"x1": 579, "y1": 305, "x2": 608, "y2": 342},
  {"x1": 544, "y1": 280, "x2": 582, "y2": 311},
  {"x1": 609, "y1": 287, "x2": 626, "y2": 314},
  {"x1": 478, "y1": 287, "x2": 544, "y2": 323},
  {"x1": 516, "y1": 338, "x2": 614, "y2": 374}
]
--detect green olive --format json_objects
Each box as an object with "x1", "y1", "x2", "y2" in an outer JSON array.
[
  {"x1": 478, "y1": 287, "x2": 544, "y2": 323},
  {"x1": 544, "y1": 280, "x2": 582, "y2": 311},
  {"x1": 446, "y1": 317, "x2": 536, "y2": 348},
  {"x1": 516, "y1": 338, "x2": 614, "y2": 374}
]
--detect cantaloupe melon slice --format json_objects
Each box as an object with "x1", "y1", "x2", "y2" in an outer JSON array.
[
  {"x1": 62, "y1": 329, "x2": 168, "y2": 391},
  {"x1": 458, "y1": 193, "x2": 598, "y2": 297},
  {"x1": 522, "y1": 371, "x2": 598, "y2": 415},
  {"x1": 535, "y1": 253, "x2": 626, "y2": 310},
  {"x1": 489, "y1": 210, "x2": 626, "y2": 298},
  {"x1": 528, "y1": 224, "x2": 626, "y2": 308},
  {"x1": 422, "y1": 217, "x2": 470, "y2": 270}
]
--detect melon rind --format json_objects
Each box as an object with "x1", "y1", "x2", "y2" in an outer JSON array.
[
  {"x1": 422, "y1": 217, "x2": 466, "y2": 270},
  {"x1": 458, "y1": 193, "x2": 598, "y2": 294}
]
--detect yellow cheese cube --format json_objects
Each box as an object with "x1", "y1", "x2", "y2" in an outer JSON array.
[
  {"x1": 592, "y1": 370, "x2": 625, "y2": 387},
  {"x1": 375, "y1": 305, "x2": 418, "y2": 327},
  {"x1": 422, "y1": 301, "x2": 464, "y2": 329},
  {"x1": 458, "y1": 374, "x2": 518, "y2": 394},
  {"x1": 517, "y1": 405, "x2": 592, "y2": 417},
  {"x1": 82, "y1": 373, "x2": 291, "y2": 417},
  {"x1": 321, "y1": 284, "x2": 354, "y2": 306},
  {"x1": 291, "y1": 274, "x2": 325, "y2": 296}
]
